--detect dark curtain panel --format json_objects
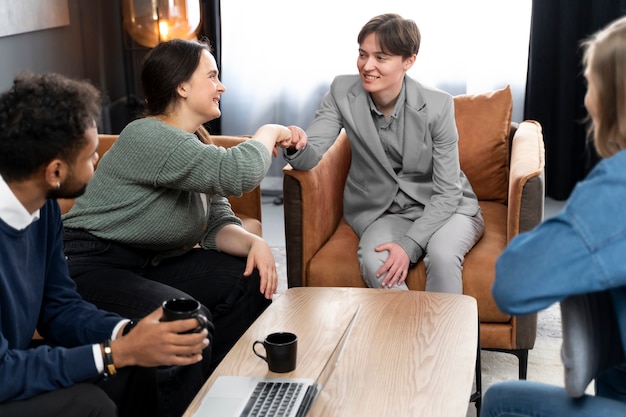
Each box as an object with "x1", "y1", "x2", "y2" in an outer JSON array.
[
  {"x1": 200, "y1": 0, "x2": 222, "y2": 134},
  {"x1": 525, "y1": 0, "x2": 626, "y2": 200}
]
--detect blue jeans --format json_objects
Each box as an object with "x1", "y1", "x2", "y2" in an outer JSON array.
[{"x1": 481, "y1": 366, "x2": 626, "y2": 417}]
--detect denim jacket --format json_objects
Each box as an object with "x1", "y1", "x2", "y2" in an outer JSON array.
[{"x1": 492, "y1": 148, "x2": 626, "y2": 357}]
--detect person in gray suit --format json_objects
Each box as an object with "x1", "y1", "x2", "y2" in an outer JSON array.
[{"x1": 284, "y1": 13, "x2": 484, "y2": 293}]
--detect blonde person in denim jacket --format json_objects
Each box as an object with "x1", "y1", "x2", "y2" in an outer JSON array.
[{"x1": 481, "y1": 16, "x2": 626, "y2": 417}]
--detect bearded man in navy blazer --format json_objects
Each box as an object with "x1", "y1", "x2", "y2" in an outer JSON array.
[{"x1": 0, "y1": 73, "x2": 211, "y2": 417}]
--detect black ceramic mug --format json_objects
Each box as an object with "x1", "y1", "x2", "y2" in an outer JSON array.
[
  {"x1": 161, "y1": 298, "x2": 209, "y2": 334},
  {"x1": 253, "y1": 332, "x2": 298, "y2": 373}
]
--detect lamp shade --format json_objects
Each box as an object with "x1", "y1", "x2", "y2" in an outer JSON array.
[{"x1": 122, "y1": 0, "x2": 201, "y2": 48}]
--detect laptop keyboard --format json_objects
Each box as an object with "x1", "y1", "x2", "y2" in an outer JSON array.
[{"x1": 240, "y1": 381, "x2": 304, "y2": 417}]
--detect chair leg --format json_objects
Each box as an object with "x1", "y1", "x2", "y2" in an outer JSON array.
[
  {"x1": 516, "y1": 349, "x2": 528, "y2": 380},
  {"x1": 483, "y1": 348, "x2": 529, "y2": 380},
  {"x1": 470, "y1": 321, "x2": 482, "y2": 415}
]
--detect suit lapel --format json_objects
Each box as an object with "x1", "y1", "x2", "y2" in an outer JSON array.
[
  {"x1": 347, "y1": 82, "x2": 396, "y2": 178},
  {"x1": 401, "y1": 78, "x2": 430, "y2": 172}
]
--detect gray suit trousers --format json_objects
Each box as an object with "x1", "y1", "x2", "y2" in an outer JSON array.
[{"x1": 357, "y1": 210, "x2": 484, "y2": 293}]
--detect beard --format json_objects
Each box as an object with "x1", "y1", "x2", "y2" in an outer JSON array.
[{"x1": 47, "y1": 181, "x2": 88, "y2": 200}]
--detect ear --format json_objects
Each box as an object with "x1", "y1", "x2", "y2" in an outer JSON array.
[
  {"x1": 177, "y1": 82, "x2": 190, "y2": 99},
  {"x1": 403, "y1": 54, "x2": 417, "y2": 72},
  {"x1": 44, "y1": 159, "x2": 68, "y2": 190}
]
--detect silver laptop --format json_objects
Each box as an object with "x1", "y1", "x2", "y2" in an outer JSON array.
[{"x1": 192, "y1": 305, "x2": 361, "y2": 417}]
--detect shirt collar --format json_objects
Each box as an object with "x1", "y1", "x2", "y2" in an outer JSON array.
[
  {"x1": 367, "y1": 80, "x2": 407, "y2": 120},
  {"x1": 0, "y1": 175, "x2": 40, "y2": 230}
]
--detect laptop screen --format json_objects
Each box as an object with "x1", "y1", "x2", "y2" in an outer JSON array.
[
  {"x1": 314, "y1": 305, "x2": 361, "y2": 389},
  {"x1": 296, "y1": 304, "x2": 361, "y2": 415}
]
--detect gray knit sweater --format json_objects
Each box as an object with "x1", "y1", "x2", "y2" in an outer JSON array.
[{"x1": 63, "y1": 118, "x2": 271, "y2": 258}]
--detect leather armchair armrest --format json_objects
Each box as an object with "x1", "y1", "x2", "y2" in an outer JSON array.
[
  {"x1": 506, "y1": 120, "x2": 546, "y2": 241},
  {"x1": 283, "y1": 130, "x2": 351, "y2": 287}
]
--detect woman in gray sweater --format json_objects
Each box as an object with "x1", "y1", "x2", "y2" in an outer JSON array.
[{"x1": 62, "y1": 39, "x2": 299, "y2": 381}]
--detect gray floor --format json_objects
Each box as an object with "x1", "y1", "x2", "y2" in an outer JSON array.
[{"x1": 260, "y1": 194, "x2": 287, "y2": 247}]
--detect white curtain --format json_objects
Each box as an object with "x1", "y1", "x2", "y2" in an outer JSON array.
[{"x1": 220, "y1": 1, "x2": 532, "y2": 179}]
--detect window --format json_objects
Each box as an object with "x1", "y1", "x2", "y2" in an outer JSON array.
[{"x1": 220, "y1": 1, "x2": 531, "y2": 177}]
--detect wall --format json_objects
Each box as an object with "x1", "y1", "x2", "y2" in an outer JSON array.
[{"x1": 0, "y1": 0, "x2": 130, "y2": 133}]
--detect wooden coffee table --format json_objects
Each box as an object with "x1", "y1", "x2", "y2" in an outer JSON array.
[{"x1": 183, "y1": 287, "x2": 478, "y2": 417}]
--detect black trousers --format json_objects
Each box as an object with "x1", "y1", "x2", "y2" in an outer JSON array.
[
  {"x1": 64, "y1": 228, "x2": 271, "y2": 372},
  {"x1": 0, "y1": 366, "x2": 156, "y2": 417}
]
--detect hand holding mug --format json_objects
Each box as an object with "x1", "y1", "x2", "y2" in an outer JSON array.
[
  {"x1": 110, "y1": 306, "x2": 209, "y2": 369},
  {"x1": 161, "y1": 298, "x2": 209, "y2": 334}
]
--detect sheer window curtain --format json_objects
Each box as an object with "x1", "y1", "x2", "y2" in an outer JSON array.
[{"x1": 219, "y1": 1, "x2": 532, "y2": 183}]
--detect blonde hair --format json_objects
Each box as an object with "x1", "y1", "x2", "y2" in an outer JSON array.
[{"x1": 582, "y1": 16, "x2": 626, "y2": 158}]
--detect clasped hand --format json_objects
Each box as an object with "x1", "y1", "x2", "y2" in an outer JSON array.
[
  {"x1": 271, "y1": 125, "x2": 308, "y2": 152},
  {"x1": 286, "y1": 125, "x2": 307, "y2": 151}
]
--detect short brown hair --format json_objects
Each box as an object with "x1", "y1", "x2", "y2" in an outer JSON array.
[{"x1": 357, "y1": 13, "x2": 421, "y2": 59}]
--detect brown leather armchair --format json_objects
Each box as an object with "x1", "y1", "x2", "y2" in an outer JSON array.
[
  {"x1": 58, "y1": 134, "x2": 263, "y2": 233},
  {"x1": 282, "y1": 88, "x2": 545, "y2": 379}
]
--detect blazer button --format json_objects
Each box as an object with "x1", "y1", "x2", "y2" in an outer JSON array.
[
  {"x1": 182, "y1": 245, "x2": 189, "y2": 251},
  {"x1": 201, "y1": 225, "x2": 207, "y2": 231}
]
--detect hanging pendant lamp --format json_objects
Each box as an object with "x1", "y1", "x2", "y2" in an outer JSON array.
[{"x1": 122, "y1": 0, "x2": 201, "y2": 48}]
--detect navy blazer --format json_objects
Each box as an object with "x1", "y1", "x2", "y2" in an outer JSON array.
[{"x1": 285, "y1": 74, "x2": 480, "y2": 248}]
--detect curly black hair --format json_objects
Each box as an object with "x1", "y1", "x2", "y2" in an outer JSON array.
[{"x1": 0, "y1": 72, "x2": 101, "y2": 181}]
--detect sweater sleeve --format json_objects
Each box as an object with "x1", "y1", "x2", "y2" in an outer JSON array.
[
  {"x1": 0, "y1": 341, "x2": 99, "y2": 402},
  {"x1": 155, "y1": 130, "x2": 272, "y2": 196},
  {"x1": 199, "y1": 195, "x2": 242, "y2": 250},
  {"x1": 40, "y1": 202, "x2": 123, "y2": 345}
]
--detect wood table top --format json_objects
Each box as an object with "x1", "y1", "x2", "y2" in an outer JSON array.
[{"x1": 183, "y1": 287, "x2": 478, "y2": 417}]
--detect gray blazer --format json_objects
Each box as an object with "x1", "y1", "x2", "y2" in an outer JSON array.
[{"x1": 285, "y1": 74, "x2": 480, "y2": 249}]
